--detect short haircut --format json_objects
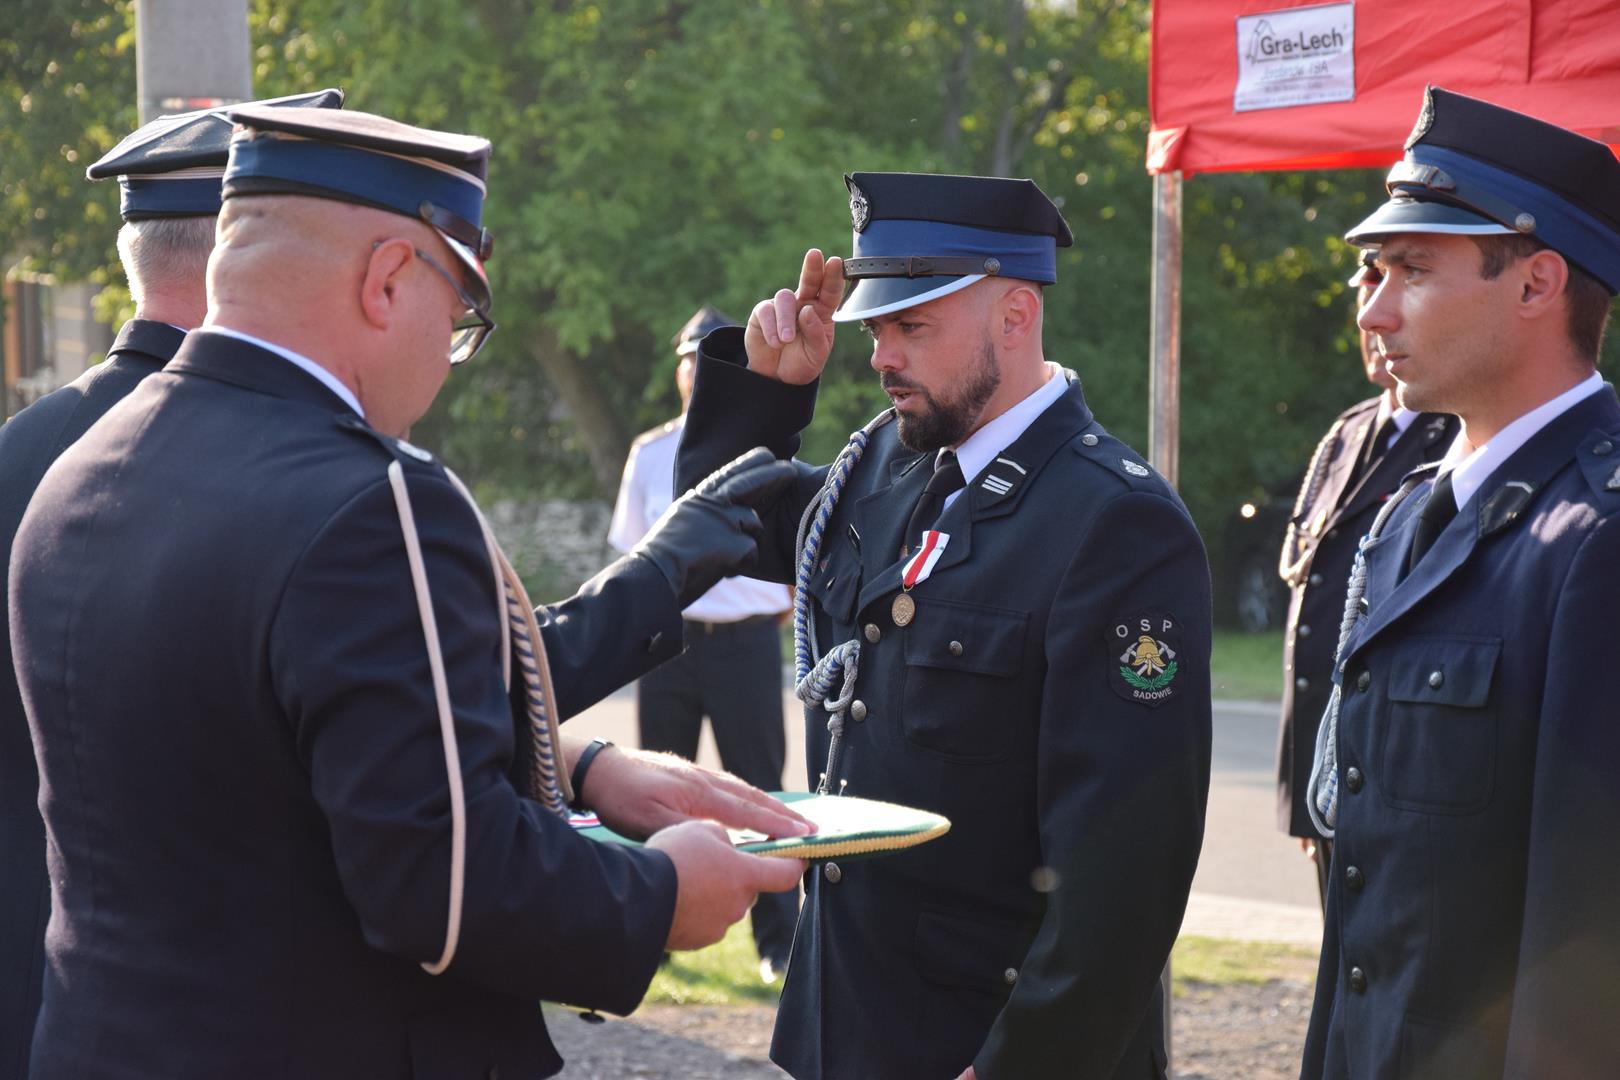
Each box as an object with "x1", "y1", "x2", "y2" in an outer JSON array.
[
  {"x1": 1473, "y1": 233, "x2": 1613, "y2": 361},
  {"x1": 116, "y1": 216, "x2": 216, "y2": 304}
]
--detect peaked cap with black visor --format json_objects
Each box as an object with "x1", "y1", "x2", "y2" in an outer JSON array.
[
  {"x1": 834, "y1": 172, "x2": 1074, "y2": 323},
  {"x1": 674, "y1": 304, "x2": 737, "y2": 356},
  {"x1": 1346, "y1": 86, "x2": 1620, "y2": 296},
  {"x1": 222, "y1": 106, "x2": 497, "y2": 364},
  {"x1": 85, "y1": 88, "x2": 344, "y2": 221}
]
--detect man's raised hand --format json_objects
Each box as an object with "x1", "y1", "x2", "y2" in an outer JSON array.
[{"x1": 743, "y1": 248, "x2": 844, "y2": 385}]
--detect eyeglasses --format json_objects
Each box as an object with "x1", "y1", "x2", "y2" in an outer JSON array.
[{"x1": 411, "y1": 246, "x2": 497, "y2": 365}]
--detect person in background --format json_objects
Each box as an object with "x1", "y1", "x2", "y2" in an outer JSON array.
[
  {"x1": 0, "y1": 88, "x2": 343, "y2": 1080},
  {"x1": 609, "y1": 303, "x2": 798, "y2": 983},
  {"x1": 1275, "y1": 248, "x2": 1456, "y2": 908}
]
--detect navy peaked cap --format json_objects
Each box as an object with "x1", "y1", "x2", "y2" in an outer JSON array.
[
  {"x1": 673, "y1": 305, "x2": 737, "y2": 355},
  {"x1": 86, "y1": 88, "x2": 344, "y2": 221},
  {"x1": 224, "y1": 106, "x2": 494, "y2": 308},
  {"x1": 836, "y1": 172, "x2": 1073, "y2": 322},
  {"x1": 1346, "y1": 86, "x2": 1620, "y2": 293}
]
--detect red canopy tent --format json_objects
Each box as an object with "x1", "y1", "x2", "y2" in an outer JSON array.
[
  {"x1": 1150, "y1": 0, "x2": 1620, "y2": 176},
  {"x1": 1141, "y1": 0, "x2": 1620, "y2": 481}
]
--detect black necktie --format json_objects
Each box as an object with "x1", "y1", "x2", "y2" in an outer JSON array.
[
  {"x1": 1404, "y1": 471, "x2": 1457, "y2": 575},
  {"x1": 902, "y1": 451, "x2": 966, "y2": 557},
  {"x1": 1351, "y1": 415, "x2": 1396, "y2": 491}
]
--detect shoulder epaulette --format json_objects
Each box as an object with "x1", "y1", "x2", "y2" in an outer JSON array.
[
  {"x1": 630, "y1": 418, "x2": 681, "y2": 451},
  {"x1": 1336, "y1": 395, "x2": 1381, "y2": 426},
  {"x1": 1070, "y1": 424, "x2": 1165, "y2": 491},
  {"x1": 1577, "y1": 429, "x2": 1620, "y2": 501},
  {"x1": 333, "y1": 412, "x2": 442, "y2": 471}
]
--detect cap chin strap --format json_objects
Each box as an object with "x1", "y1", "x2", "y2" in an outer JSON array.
[
  {"x1": 844, "y1": 255, "x2": 1004, "y2": 278},
  {"x1": 1386, "y1": 160, "x2": 1538, "y2": 235},
  {"x1": 418, "y1": 199, "x2": 493, "y2": 261}
]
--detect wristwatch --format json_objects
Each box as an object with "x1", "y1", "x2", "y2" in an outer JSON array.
[{"x1": 569, "y1": 737, "x2": 613, "y2": 812}]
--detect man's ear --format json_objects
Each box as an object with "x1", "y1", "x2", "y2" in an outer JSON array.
[
  {"x1": 1517, "y1": 248, "x2": 1570, "y2": 323},
  {"x1": 997, "y1": 283, "x2": 1041, "y2": 347},
  {"x1": 359, "y1": 239, "x2": 414, "y2": 330}
]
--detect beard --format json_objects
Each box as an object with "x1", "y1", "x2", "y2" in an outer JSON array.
[{"x1": 888, "y1": 337, "x2": 1002, "y2": 453}]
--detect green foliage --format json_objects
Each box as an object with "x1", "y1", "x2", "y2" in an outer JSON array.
[
  {"x1": 0, "y1": 1, "x2": 134, "y2": 285},
  {"x1": 1211, "y1": 631, "x2": 1284, "y2": 701},
  {"x1": 10, "y1": 0, "x2": 1616, "y2": 579}
]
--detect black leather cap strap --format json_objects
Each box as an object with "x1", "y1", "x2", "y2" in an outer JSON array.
[{"x1": 843, "y1": 255, "x2": 1004, "y2": 279}]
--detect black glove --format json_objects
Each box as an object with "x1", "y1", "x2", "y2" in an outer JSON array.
[{"x1": 632, "y1": 447, "x2": 797, "y2": 607}]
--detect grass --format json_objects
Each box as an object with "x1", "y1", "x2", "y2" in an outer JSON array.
[
  {"x1": 1211, "y1": 630, "x2": 1284, "y2": 701},
  {"x1": 615, "y1": 926, "x2": 1312, "y2": 1011},
  {"x1": 1171, "y1": 934, "x2": 1317, "y2": 989},
  {"x1": 643, "y1": 923, "x2": 783, "y2": 1006}
]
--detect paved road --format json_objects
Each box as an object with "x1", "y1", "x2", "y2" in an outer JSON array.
[{"x1": 568, "y1": 680, "x2": 1322, "y2": 945}]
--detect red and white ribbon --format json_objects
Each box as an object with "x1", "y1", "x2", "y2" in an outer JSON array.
[{"x1": 901, "y1": 530, "x2": 950, "y2": 588}]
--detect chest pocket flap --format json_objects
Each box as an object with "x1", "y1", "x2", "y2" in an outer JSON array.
[
  {"x1": 1386, "y1": 636, "x2": 1501, "y2": 708},
  {"x1": 904, "y1": 598, "x2": 1026, "y2": 676},
  {"x1": 806, "y1": 563, "x2": 860, "y2": 626}
]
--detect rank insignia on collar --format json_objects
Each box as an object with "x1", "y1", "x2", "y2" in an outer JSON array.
[
  {"x1": 979, "y1": 455, "x2": 1025, "y2": 500},
  {"x1": 1107, "y1": 611, "x2": 1185, "y2": 707}
]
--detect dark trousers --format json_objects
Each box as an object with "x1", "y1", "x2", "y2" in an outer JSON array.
[{"x1": 638, "y1": 615, "x2": 798, "y2": 961}]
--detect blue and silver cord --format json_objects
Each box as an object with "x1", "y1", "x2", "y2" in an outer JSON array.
[{"x1": 791, "y1": 408, "x2": 894, "y2": 795}]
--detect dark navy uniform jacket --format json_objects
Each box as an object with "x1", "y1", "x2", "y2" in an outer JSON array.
[
  {"x1": 1302, "y1": 386, "x2": 1620, "y2": 1079},
  {"x1": 0, "y1": 319, "x2": 183, "y2": 1080},
  {"x1": 1277, "y1": 401, "x2": 1454, "y2": 837},
  {"x1": 679, "y1": 335, "x2": 1212, "y2": 1080},
  {"x1": 8, "y1": 331, "x2": 684, "y2": 1079}
]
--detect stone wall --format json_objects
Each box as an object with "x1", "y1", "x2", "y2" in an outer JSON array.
[{"x1": 484, "y1": 498, "x2": 616, "y2": 600}]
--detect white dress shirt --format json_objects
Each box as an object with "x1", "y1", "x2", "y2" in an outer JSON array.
[
  {"x1": 608, "y1": 416, "x2": 791, "y2": 622},
  {"x1": 1438, "y1": 371, "x2": 1606, "y2": 510}
]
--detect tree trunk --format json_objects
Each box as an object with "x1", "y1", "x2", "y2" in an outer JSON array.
[
  {"x1": 989, "y1": 0, "x2": 1025, "y2": 176},
  {"x1": 939, "y1": 19, "x2": 974, "y2": 169},
  {"x1": 529, "y1": 327, "x2": 631, "y2": 500}
]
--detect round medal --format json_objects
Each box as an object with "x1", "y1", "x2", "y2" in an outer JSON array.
[{"x1": 891, "y1": 593, "x2": 916, "y2": 627}]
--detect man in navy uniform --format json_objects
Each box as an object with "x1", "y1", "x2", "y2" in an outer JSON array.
[
  {"x1": 1302, "y1": 87, "x2": 1620, "y2": 1077},
  {"x1": 9, "y1": 106, "x2": 808, "y2": 1078},
  {"x1": 677, "y1": 173, "x2": 1213, "y2": 1079},
  {"x1": 0, "y1": 88, "x2": 342, "y2": 1080},
  {"x1": 609, "y1": 303, "x2": 798, "y2": 982},
  {"x1": 1275, "y1": 250, "x2": 1456, "y2": 907}
]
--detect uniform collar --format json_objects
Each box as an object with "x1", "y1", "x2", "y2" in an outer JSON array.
[
  {"x1": 195, "y1": 324, "x2": 365, "y2": 418},
  {"x1": 1386, "y1": 403, "x2": 1419, "y2": 439},
  {"x1": 167, "y1": 327, "x2": 364, "y2": 417},
  {"x1": 1351, "y1": 384, "x2": 1620, "y2": 658},
  {"x1": 108, "y1": 318, "x2": 188, "y2": 365},
  {"x1": 1439, "y1": 371, "x2": 1605, "y2": 511},
  {"x1": 945, "y1": 361, "x2": 1068, "y2": 501},
  {"x1": 851, "y1": 372, "x2": 1091, "y2": 616}
]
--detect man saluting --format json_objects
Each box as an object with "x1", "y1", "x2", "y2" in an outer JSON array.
[{"x1": 678, "y1": 172, "x2": 1213, "y2": 1079}]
